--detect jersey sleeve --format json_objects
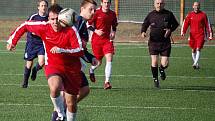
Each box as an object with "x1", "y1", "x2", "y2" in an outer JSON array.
[
  {"x1": 204, "y1": 15, "x2": 213, "y2": 37},
  {"x1": 170, "y1": 12, "x2": 179, "y2": 32},
  {"x1": 141, "y1": 13, "x2": 151, "y2": 33},
  {"x1": 87, "y1": 12, "x2": 97, "y2": 31},
  {"x1": 181, "y1": 13, "x2": 191, "y2": 35},
  {"x1": 7, "y1": 21, "x2": 47, "y2": 46},
  {"x1": 112, "y1": 12, "x2": 118, "y2": 31}
]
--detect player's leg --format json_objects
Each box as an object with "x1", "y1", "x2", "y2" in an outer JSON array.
[
  {"x1": 193, "y1": 38, "x2": 204, "y2": 69},
  {"x1": 22, "y1": 60, "x2": 33, "y2": 88},
  {"x1": 104, "y1": 53, "x2": 113, "y2": 89},
  {"x1": 103, "y1": 41, "x2": 114, "y2": 89},
  {"x1": 48, "y1": 75, "x2": 66, "y2": 120},
  {"x1": 77, "y1": 71, "x2": 90, "y2": 103},
  {"x1": 89, "y1": 41, "x2": 103, "y2": 82},
  {"x1": 31, "y1": 55, "x2": 44, "y2": 80},
  {"x1": 159, "y1": 46, "x2": 171, "y2": 80},
  {"x1": 51, "y1": 73, "x2": 90, "y2": 120},
  {"x1": 64, "y1": 93, "x2": 77, "y2": 121},
  {"x1": 151, "y1": 55, "x2": 160, "y2": 88},
  {"x1": 159, "y1": 56, "x2": 169, "y2": 80}
]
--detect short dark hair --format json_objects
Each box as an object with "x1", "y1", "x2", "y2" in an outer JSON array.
[
  {"x1": 37, "y1": 0, "x2": 48, "y2": 7},
  {"x1": 101, "y1": 0, "x2": 111, "y2": 3},
  {"x1": 81, "y1": 0, "x2": 97, "y2": 7},
  {"x1": 48, "y1": 4, "x2": 63, "y2": 14}
]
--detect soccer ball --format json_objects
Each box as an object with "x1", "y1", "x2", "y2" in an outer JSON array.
[{"x1": 58, "y1": 8, "x2": 77, "y2": 27}]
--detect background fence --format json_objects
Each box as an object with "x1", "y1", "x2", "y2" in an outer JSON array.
[{"x1": 0, "y1": 0, "x2": 214, "y2": 25}]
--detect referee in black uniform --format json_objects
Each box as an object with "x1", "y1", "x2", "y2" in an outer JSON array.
[{"x1": 141, "y1": 0, "x2": 179, "y2": 88}]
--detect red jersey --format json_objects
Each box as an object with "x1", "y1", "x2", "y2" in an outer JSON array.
[
  {"x1": 7, "y1": 21, "x2": 84, "y2": 72},
  {"x1": 88, "y1": 7, "x2": 118, "y2": 40},
  {"x1": 181, "y1": 11, "x2": 212, "y2": 36}
]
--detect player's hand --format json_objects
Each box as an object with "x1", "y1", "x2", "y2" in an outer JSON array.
[
  {"x1": 181, "y1": 33, "x2": 185, "y2": 36},
  {"x1": 91, "y1": 58, "x2": 98, "y2": 66},
  {"x1": 164, "y1": 28, "x2": 171, "y2": 38},
  {"x1": 6, "y1": 43, "x2": 16, "y2": 51},
  {"x1": 50, "y1": 46, "x2": 61, "y2": 54},
  {"x1": 95, "y1": 29, "x2": 104, "y2": 36},
  {"x1": 209, "y1": 33, "x2": 213, "y2": 40},
  {"x1": 141, "y1": 32, "x2": 146, "y2": 38},
  {"x1": 110, "y1": 31, "x2": 116, "y2": 40}
]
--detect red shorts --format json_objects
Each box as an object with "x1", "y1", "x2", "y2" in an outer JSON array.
[
  {"x1": 189, "y1": 33, "x2": 205, "y2": 49},
  {"x1": 44, "y1": 65, "x2": 82, "y2": 95},
  {"x1": 91, "y1": 37, "x2": 115, "y2": 60}
]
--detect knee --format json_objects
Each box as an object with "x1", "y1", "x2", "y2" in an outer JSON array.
[{"x1": 66, "y1": 99, "x2": 77, "y2": 112}]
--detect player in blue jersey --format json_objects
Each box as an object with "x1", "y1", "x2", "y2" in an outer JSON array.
[{"x1": 22, "y1": 0, "x2": 48, "y2": 88}]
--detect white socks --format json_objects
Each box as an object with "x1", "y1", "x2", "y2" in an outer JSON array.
[
  {"x1": 66, "y1": 108, "x2": 77, "y2": 121},
  {"x1": 194, "y1": 51, "x2": 200, "y2": 65},
  {"x1": 192, "y1": 52, "x2": 196, "y2": 62},
  {"x1": 90, "y1": 65, "x2": 98, "y2": 73},
  {"x1": 105, "y1": 62, "x2": 112, "y2": 82},
  {"x1": 50, "y1": 95, "x2": 66, "y2": 119}
]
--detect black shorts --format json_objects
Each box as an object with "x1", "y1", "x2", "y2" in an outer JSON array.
[
  {"x1": 24, "y1": 41, "x2": 45, "y2": 61},
  {"x1": 148, "y1": 41, "x2": 171, "y2": 57},
  {"x1": 80, "y1": 71, "x2": 89, "y2": 87}
]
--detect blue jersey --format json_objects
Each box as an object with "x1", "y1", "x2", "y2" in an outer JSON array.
[
  {"x1": 76, "y1": 16, "x2": 89, "y2": 42},
  {"x1": 75, "y1": 16, "x2": 94, "y2": 64},
  {"x1": 26, "y1": 13, "x2": 48, "y2": 44},
  {"x1": 24, "y1": 13, "x2": 48, "y2": 61}
]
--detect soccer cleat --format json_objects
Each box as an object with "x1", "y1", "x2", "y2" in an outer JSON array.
[
  {"x1": 51, "y1": 111, "x2": 58, "y2": 121},
  {"x1": 104, "y1": 82, "x2": 112, "y2": 90},
  {"x1": 22, "y1": 80, "x2": 28, "y2": 88},
  {"x1": 56, "y1": 116, "x2": 66, "y2": 121},
  {"x1": 31, "y1": 67, "x2": 37, "y2": 81},
  {"x1": 159, "y1": 67, "x2": 166, "y2": 80},
  {"x1": 89, "y1": 69, "x2": 96, "y2": 82},
  {"x1": 196, "y1": 65, "x2": 200, "y2": 69},
  {"x1": 153, "y1": 78, "x2": 160, "y2": 88}
]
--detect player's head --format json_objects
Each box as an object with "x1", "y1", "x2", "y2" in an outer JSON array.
[
  {"x1": 101, "y1": 0, "x2": 111, "y2": 12},
  {"x1": 48, "y1": 4, "x2": 63, "y2": 31},
  {"x1": 37, "y1": 0, "x2": 48, "y2": 15},
  {"x1": 80, "y1": 0, "x2": 97, "y2": 20},
  {"x1": 193, "y1": 1, "x2": 200, "y2": 13},
  {"x1": 154, "y1": 0, "x2": 165, "y2": 12}
]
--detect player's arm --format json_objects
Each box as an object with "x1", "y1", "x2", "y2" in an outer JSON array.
[
  {"x1": 204, "y1": 16, "x2": 213, "y2": 40},
  {"x1": 181, "y1": 13, "x2": 191, "y2": 36},
  {"x1": 87, "y1": 13, "x2": 104, "y2": 36},
  {"x1": 141, "y1": 13, "x2": 150, "y2": 38},
  {"x1": 164, "y1": 12, "x2": 179, "y2": 38},
  {"x1": 110, "y1": 12, "x2": 118, "y2": 40},
  {"x1": 7, "y1": 21, "x2": 46, "y2": 51}
]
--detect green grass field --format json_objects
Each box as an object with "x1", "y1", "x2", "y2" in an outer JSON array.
[{"x1": 0, "y1": 41, "x2": 215, "y2": 121}]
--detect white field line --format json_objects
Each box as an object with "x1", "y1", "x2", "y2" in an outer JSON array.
[
  {"x1": 0, "y1": 102, "x2": 199, "y2": 110},
  {"x1": 1, "y1": 83, "x2": 215, "y2": 93},
  {"x1": 0, "y1": 74, "x2": 215, "y2": 79},
  {"x1": 0, "y1": 51, "x2": 214, "y2": 60}
]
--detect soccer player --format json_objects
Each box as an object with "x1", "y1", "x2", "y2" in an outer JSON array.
[
  {"x1": 141, "y1": 0, "x2": 179, "y2": 88},
  {"x1": 76, "y1": 0, "x2": 98, "y2": 101},
  {"x1": 181, "y1": 1, "x2": 213, "y2": 69},
  {"x1": 7, "y1": 4, "x2": 83, "y2": 121},
  {"x1": 88, "y1": 0, "x2": 118, "y2": 89},
  {"x1": 21, "y1": 0, "x2": 48, "y2": 88},
  {"x1": 51, "y1": 1, "x2": 98, "y2": 120}
]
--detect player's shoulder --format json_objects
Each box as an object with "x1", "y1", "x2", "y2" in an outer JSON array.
[{"x1": 28, "y1": 13, "x2": 38, "y2": 20}]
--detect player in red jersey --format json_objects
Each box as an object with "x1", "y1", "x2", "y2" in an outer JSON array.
[
  {"x1": 88, "y1": 0, "x2": 118, "y2": 89},
  {"x1": 7, "y1": 4, "x2": 83, "y2": 121},
  {"x1": 181, "y1": 1, "x2": 213, "y2": 69}
]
